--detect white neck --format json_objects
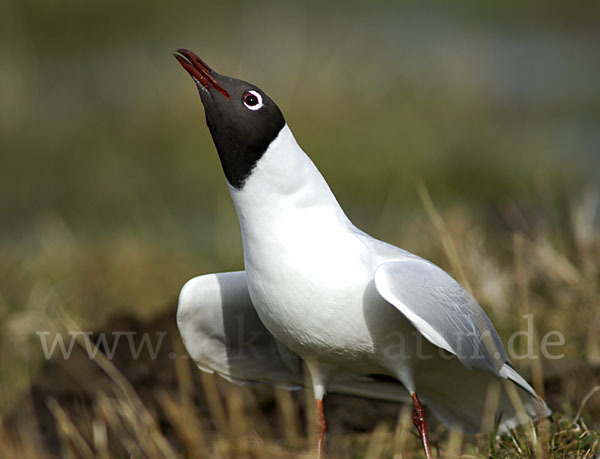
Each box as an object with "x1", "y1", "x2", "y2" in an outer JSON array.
[{"x1": 229, "y1": 124, "x2": 350, "y2": 231}]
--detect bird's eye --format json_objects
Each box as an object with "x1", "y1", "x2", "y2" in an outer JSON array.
[{"x1": 243, "y1": 90, "x2": 264, "y2": 111}]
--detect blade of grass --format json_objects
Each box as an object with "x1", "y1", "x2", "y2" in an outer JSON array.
[{"x1": 417, "y1": 181, "x2": 472, "y2": 292}]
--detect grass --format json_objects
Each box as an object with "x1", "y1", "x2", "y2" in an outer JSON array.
[{"x1": 2, "y1": 331, "x2": 599, "y2": 458}]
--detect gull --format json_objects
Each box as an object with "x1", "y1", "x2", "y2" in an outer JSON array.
[{"x1": 173, "y1": 48, "x2": 550, "y2": 457}]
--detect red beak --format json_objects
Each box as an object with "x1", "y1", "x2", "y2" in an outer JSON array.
[{"x1": 174, "y1": 49, "x2": 230, "y2": 100}]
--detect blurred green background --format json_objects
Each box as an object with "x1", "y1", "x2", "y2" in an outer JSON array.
[
  {"x1": 3, "y1": 0, "x2": 599, "y2": 242},
  {"x1": 1, "y1": 0, "x2": 599, "y2": 453}
]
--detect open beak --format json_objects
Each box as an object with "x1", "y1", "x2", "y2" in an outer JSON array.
[{"x1": 174, "y1": 49, "x2": 230, "y2": 99}]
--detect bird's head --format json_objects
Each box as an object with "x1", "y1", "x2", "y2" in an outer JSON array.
[{"x1": 174, "y1": 49, "x2": 285, "y2": 189}]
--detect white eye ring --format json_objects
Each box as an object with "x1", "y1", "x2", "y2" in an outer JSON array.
[{"x1": 243, "y1": 90, "x2": 264, "y2": 111}]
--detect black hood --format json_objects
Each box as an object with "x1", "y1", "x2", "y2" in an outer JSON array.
[{"x1": 175, "y1": 49, "x2": 285, "y2": 189}]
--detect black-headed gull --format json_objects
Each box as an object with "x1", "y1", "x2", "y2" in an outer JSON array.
[{"x1": 174, "y1": 49, "x2": 550, "y2": 458}]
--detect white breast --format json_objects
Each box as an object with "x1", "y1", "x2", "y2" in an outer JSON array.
[{"x1": 228, "y1": 125, "x2": 384, "y2": 364}]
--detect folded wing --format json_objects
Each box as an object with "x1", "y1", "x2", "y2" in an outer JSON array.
[
  {"x1": 374, "y1": 258, "x2": 551, "y2": 432},
  {"x1": 374, "y1": 259, "x2": 508, "y2": 373}
]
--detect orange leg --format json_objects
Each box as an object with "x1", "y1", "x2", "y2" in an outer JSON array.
[
  {"x1": 316, "y1": 399, "x2": 327, "y2": 458},
  {"x1": 411, "y1": 393, "x2": 433, "y2": 459}
]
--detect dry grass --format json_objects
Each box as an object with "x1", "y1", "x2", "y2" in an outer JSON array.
[{"x1": 1, "y1": 353, "x2": 598, "y2": 458}]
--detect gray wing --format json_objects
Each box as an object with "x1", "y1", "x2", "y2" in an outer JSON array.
[
  {"x1": 177, "y1": 271, "x2": 410, "y2": 403},
  {"x1": 374, "y1": 259, "x2": 508, "y2": 373},
  {"x1": 177, "y1": 271, "x2": 303, "y2": 389}
]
